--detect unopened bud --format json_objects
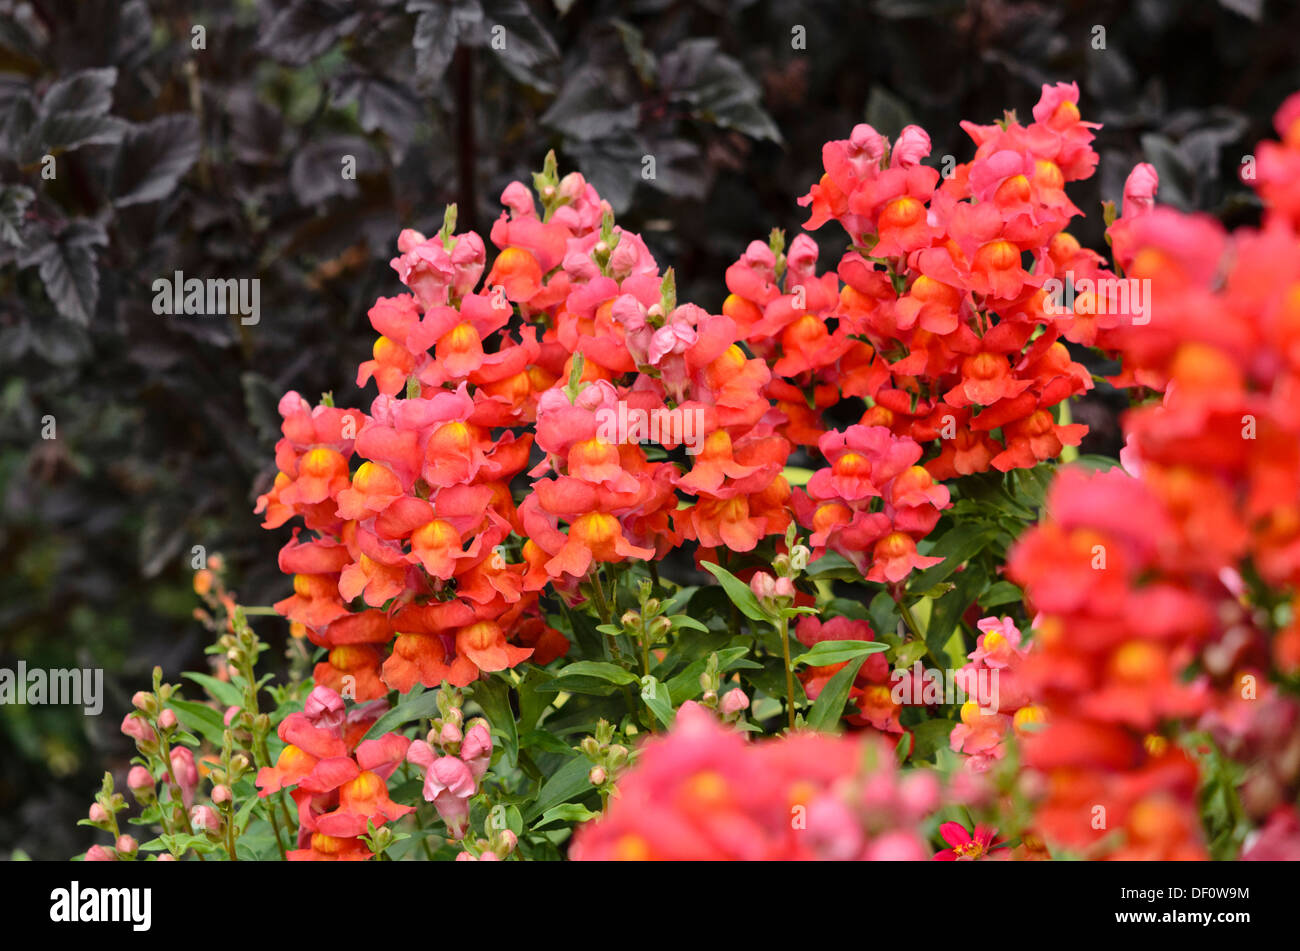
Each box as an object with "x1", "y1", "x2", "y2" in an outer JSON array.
[
  {"x1": 131, "y1": 691, "x2": 157, "y2": 715},
  {"x1": 621, "y1": 610, "x2": 642, "y2": 630},
  {"x1": 720, "y1": 688, "x2": 751, "y2": 716},
  {"x1": 750, "y1": 571, "x2": 777, "y2": 601},
  {"x1": 127, "y1": 767, "x2": 155, "y2": 799},
  {"x1": 120, "y1": 714, "x2": 154, "y2": 745},
  {"x1": 115, "y1": 835, "x2": 138, "y2": 856},
  {"x1": 774, "y1": 577, "x2": 796, "y2": 599},
  {"x1": 190, "y1": 805, "x2": 220, "y2": 835},
  {"x1": 88, "y1": 803, "x2": 110, "y2": 825},
  {"x1": 157, "y1": 709, "x2": 177, "y2": 731},
  {"x1": 588, "y1": 766, "x2": 607, "y2": 786},
  {"x1": 211, "y1": 784, "x2": 232, "y2": 805},
  {"x1": 494, "y1": 829, "x2": 518, "y2": 855}
]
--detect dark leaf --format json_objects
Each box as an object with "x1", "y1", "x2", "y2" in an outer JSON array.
[
  {"x1": 257, "y1": 0, "x2": 363, "y2": 66},
  {"x1": 42, "y1": 68, "x2": 117, "y2": 116},
  {"x1": 112, "y1": 115, "x2": 200, "y2": 207},
  {"x1": 541, "y1": 66, "x2": 638, "y2": 141}
]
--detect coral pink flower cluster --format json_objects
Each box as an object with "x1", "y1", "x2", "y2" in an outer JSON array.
[
  {"x1": 1009, "y1": 92, "x2": 1300, "y2": 860},
  {"x1": 570, "y1": 702, "x2": 939, "y2": 860},
  {"x1": 723, "y1": 83, "x2": 1095, "y2": 481},
  {"x1": 255, "y1": 686, "x2": 413, "y2": 861}
]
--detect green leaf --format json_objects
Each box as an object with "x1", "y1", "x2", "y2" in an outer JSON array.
[
  {"x1": 978, "y1": 580, "x2": 1023, "y2": 609},
  {"x1": 669, "y1": 615, "x2": 710, "y2": 634},
  {"x1": 1070, "y1": 454, "x2": 1121, "y2": 473},
  {"x1": 893, "y1": 640, "x2": 929, "y2": 668},
  {"x1": 533, "y1": 802, "x2": 600, "y2": 829},
  {"x1": 907, "y1": 523, "x2": 998, "y2": 592},
  {"x1": 519, "y1": 729, "x2": 572, "y2": 755},
  {"x1": 183, "y1": 672, "x2": 244, "y2": 708},
  {"x1": 805, "y1": 654, "x2": 868, "y2": 732},
  {"x1": 523, "y1": 755, "x2": 593, "y2": 823},
  {"x1": 473, "y1": 676, "x2": 518, "y2": 769},
  {"x1": 908, "y1": 718, "x2": 957, "y2": 762},
  {"x1": 554, "y1": 661, "x2": 639, "y2": 685},
  {"x1": 665, "y1": 646, "x2": 761, "y2": 705},
  {"x1": 516, "y1": 667, "x2": 553, "y2": 734},
  {"x1": 701, "y1": 561, "x2": 773, "y2": 623},
  {"x1": 233, "y1": 791, "x2": 261, "y2": 834},
  {"x1": 804, "y1": 550, "x2": 863, "y2": 581},
  {"x1": 795, "y1": 640, "x2": 888, "y2": 667},
  {"x1": 639, "y1": 675, "x2": 676, "y2": 729},
  {"x1": 361, "y1": 686, "x2": 439, "y2": 742},
  {"x1": 166, "y1": 698, "x2": 226, "y2": 746}
]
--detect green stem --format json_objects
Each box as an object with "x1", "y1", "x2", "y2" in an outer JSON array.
[
  {"x1": 589, "y1": 569, "x2": 612, "y2": 625},
  {"x1": 778, "y1": 614, "x2": 795, "y2": 732},
  {"x1": 897, "y1": 596, "x2": 945, "y2": 669}
]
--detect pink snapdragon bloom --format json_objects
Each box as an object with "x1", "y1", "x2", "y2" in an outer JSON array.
[
  {"x1": 406, "y1": 720, "x2": 494, "y2": 839},
  {"x1": 168, "y1": 747, "x2": 199, "y2": 809}
]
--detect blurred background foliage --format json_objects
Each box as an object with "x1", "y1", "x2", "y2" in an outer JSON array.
[{"x1": 1, "y1": 0, "x2": 1296, "y2": 859}]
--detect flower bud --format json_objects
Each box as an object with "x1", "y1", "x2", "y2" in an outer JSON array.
[
  {"x1": 495, "y1": 829, "x2": 518, "y2": 855},
  {"x1": 750, "y1": 571, "x2": 777, "y2": 601},
  {"x1": 127, "y1": 766, "x2": 155, "y2": 800},
  {"x1": 131, "y1": 691, "x2": 157, "y2": 715},
  {"x1": 157, "y1": 708, "x2": 177, "y2": 731},
  {"x1": 88, "y1": 803, "x2": 110, "y2": 825},
  {"x1": 116, "y1": 835, "x2": 138, "y2": 856},
  {"x1": 440, "y1": 721, "x2": 463, "y2": 747},
  {"x1": 720, "y1": 688, "x2": 751, "y2": 716},
  {"x1": 120, "y1": 713, "x2": 154, "y2": 746},
  {"x1": 621, "y1": 610, "x2": 642, "y2": 631},
  {"x1": 190, "y1": 805, "x2": 221, "y2": 835},
  {"x1": 85, "y1": 844, "x2": 115, "y2": 862},
  {"x1": 588, "y1": 766, "x2": 607, "y2": 786},
  {"x1": 169, "y1": 747, "x2": 199, "y2": 807},
  {"x1": 211, "y1": 784, "x2": 232, "y2": 805},
  {"x1": 774, "y1": 577, "x2": 796, "y2": 599}
]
